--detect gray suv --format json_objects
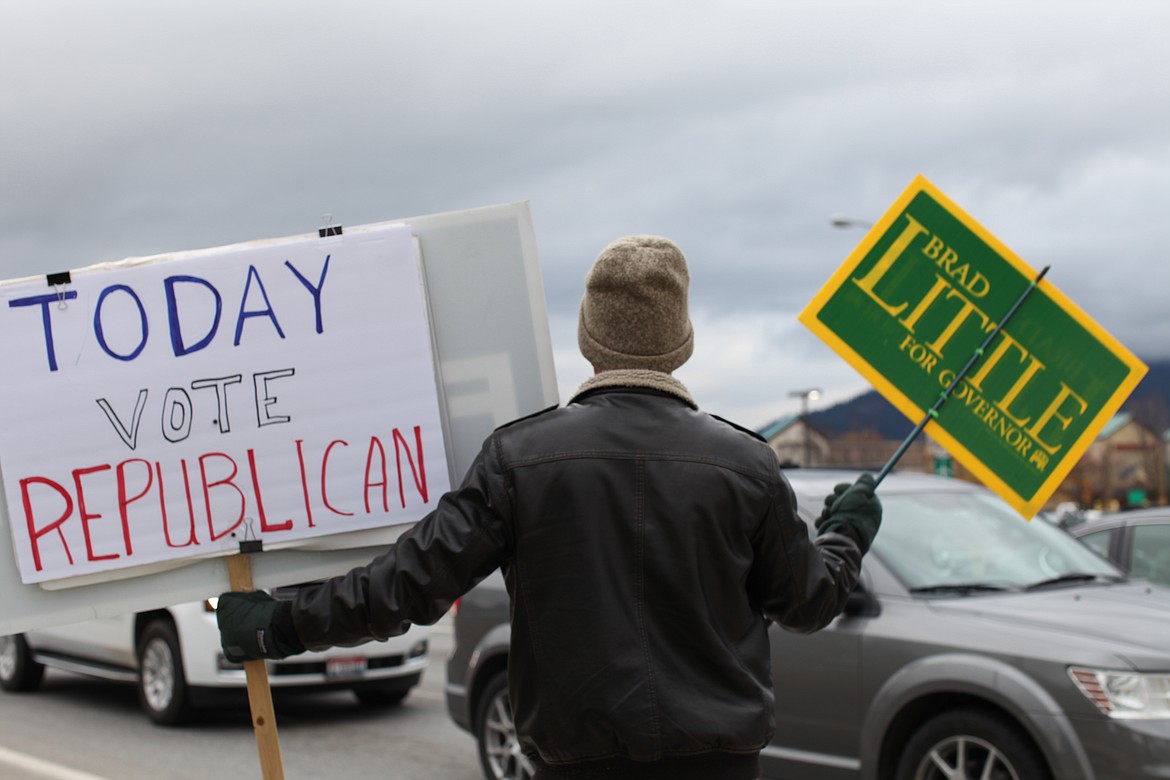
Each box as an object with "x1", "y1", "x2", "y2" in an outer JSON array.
[{"x1": 445, "y1": 469, "x2": 1170, "y2": 780}]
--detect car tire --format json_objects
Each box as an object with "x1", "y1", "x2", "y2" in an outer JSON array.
[
  {"x1": 896, "y1": 708, "x2": 1052, "y2": 780},
  {"x1": 136, "y1": 619, "x2": 193, "y2": 726},
  {"x1": 475, "y1": 672, "x2": 534, "y2": 780},
  {"x1": 0, "y1": 634, "x2": 45, "y2": 692}
]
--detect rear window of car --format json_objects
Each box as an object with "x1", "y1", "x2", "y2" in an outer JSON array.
[{"x1": 1131, "y1": 523, "x2": 1170, "y2": 587}]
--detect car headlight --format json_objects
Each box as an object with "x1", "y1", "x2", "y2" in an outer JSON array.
[{"x1": 1069, "y1": 667, "x2": 1170, "y2": 719}]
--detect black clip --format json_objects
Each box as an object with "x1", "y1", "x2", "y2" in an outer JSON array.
[
  {"x1": 319, "y1": 213, "x2": 343, "y2": 238},
  {"x1": 46, "y1": 271, "x2": 74, "y2": 310},
  {"x1": 236, "y1": 518, "x2": 263, "y2": 553}
]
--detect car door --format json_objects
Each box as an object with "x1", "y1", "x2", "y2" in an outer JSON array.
[
  {"x1": 29, "y1": 614, "x2": 137, "y2": 669},
  {"x1": 765, "y1": 594, "x2": 867, "y2": 779},
  {"x1": 1129, "y1": 520, "x2": 1170, "y2": 587}
]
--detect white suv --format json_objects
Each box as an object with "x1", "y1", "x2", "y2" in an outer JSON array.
[{"x1": 0, "y1": 584, "x2": 428, "y2": 725}]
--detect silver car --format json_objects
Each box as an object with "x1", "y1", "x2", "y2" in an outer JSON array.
[
  {"x1": 445, "y1": 469, "x2": 1170, "y2": 780},
  {"x1": 1069, "y1": 506, "x2": 1170, "y2": 589}
]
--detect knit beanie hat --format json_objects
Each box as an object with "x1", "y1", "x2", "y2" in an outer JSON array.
[{"x1": 577, "y1": 235, "x2": 694, "y2": 373}]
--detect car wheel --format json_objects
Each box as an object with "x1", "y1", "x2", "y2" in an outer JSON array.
[
  {"x1": 136, "y1": 619, "x2": 193, "y2": 726},
  {"x1": 475, "y1": 672, "x2": 534, "y2": 780},
  {"x1": 897, "y1": 708, "x2": 1052, "y2": 780},
  {"x1": 0, "y1": 634, "x2": 45, "y2": 692}
]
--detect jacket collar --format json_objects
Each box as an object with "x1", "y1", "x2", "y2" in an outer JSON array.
[{"x1": 569, "y1": 369, "x2": 697, "y2": 409}]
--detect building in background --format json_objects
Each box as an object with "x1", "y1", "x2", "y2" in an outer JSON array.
[
  {"x1": 759, "y1": 414, "x2": 830, "y2": 469},
  {"x1": 1060, "y1": 412, "x2": 1167, "y2": 510},
  {"x1": 758, "y1": 409, "x2": 1167, "y2": 512}
]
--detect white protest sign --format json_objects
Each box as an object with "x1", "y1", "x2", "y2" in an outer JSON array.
[
  {"x1": 0, "y1": 202, "x2": 556, "y2": 635},
  {"x1": 0, "y1": 223, "x2": 450, "y2": 584}
]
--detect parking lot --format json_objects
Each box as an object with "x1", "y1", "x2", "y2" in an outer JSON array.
[{"x1": 0, "y1": 615, "x2": 482, "y2": 780}]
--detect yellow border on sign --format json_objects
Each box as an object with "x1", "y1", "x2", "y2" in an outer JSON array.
[{"x1": 799, "y1": 174, "x2": 1147, "y2": 518}]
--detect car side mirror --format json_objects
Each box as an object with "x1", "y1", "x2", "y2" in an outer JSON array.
[{"x1": 844, "y1": 584, "x2": 880, "y2": 618}]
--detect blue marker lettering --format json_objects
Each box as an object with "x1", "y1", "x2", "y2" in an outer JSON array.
[
  {"x1": 165, "y1": 276, "x2": 222, "y2": 357},
  {"x1": 285, "y1": 255, "x2": 330, "y2": 334},
  {"x1": 8, "y1": 292, "x2": 78, "y2": 372},
  {"x1": 94, "y1": 284, "x2": 149, "y2": 362}
]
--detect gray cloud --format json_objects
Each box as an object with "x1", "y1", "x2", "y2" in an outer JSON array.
[{"x1": 2, "y1": 0, "x2": 1167, "y2": 426}]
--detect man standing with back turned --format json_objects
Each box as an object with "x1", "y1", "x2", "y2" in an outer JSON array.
[{"x1": 217, "y1": 235, "x2": 881, "y2": 780}]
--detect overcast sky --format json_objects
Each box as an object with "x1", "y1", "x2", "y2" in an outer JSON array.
[{"x1": 3, "y1": 1, "x2": 1168, "y2": 430}]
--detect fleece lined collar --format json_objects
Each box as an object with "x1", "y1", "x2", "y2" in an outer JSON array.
[{"x1": 569, "y1": 369, "x2": 697, "y2": 409}]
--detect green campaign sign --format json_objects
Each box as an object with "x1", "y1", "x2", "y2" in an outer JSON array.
[{"x1": 800, "y1": 175, "x2": 1147, "y2": 518}]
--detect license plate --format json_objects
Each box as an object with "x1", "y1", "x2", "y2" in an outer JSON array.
[{"x1": 326, "y1": 656, "x2": 367, "y2": 680}]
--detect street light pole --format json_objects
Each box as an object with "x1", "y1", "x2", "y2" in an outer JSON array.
[
  {"x1": 788, "y1": 388, "x2": 821, "y2": 467},
  {"x1": 829, "y1": 215, "x2": 874, "y2": 230}
]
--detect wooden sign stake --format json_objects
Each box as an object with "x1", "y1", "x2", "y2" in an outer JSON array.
[{"x1": 226, "y1": 553, "x2": 286, "y2": 780}]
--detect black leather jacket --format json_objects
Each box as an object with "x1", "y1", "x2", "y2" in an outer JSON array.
[{"x1": 289, "y1": 386, "x2": 862, "y2": 777}]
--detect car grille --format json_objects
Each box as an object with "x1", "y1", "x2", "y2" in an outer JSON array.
[
  {"x1": 260, "y1": 583, "x2": 429, "y2": 677},
  {"x1": 272, "y1": 653, "x2": 409, "y2": 677}
]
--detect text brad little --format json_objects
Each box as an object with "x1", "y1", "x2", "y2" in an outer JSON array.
[
  {"x1": 5, "y1": 255, "x2": 434, "y2": 575},
  {"x1": 853, "y1": 215, "x2": 1087, "y2": 475}
]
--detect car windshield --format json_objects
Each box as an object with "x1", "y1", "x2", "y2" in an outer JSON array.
[{"x1": 872, "y1": 490, "x2": 1123, "y2": 592}]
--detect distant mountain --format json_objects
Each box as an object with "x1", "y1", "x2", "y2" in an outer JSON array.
[
  {"x1": 807, "y1": 391, "x2": 913, "y2": 439},
  {"x1": 1126, "y1": 358, "x2": 1170, "y2": 434},
  {"x1": 809, "y1": 357, "x2": 1170, "y2": 438}
]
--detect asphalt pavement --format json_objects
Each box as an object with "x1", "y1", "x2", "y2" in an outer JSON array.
[{"x1": 0, "y1": 613, "x2": 461, "y2": 780}]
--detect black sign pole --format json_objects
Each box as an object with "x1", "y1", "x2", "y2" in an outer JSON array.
[{"x1": 873, "y1": 264, "x2": 1050, "y2": 488}]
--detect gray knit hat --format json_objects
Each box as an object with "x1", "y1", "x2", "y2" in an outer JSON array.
[{"x1": 577, "y1": 235, "x2": 694, "y2": 373}]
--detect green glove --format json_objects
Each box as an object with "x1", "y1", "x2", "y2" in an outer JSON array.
[
  {"x1": 815, "y1": 473, "x2": 882, "y2": 554},
  {"x1": 217, "y1": 591, "x2": 305, "y2": 663}
]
